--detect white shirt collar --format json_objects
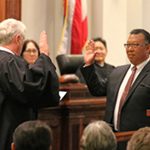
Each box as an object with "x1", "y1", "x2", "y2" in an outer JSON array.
[
  {"x1": 0, "y1": 46, "x2": 15, "y2": 55},
  {"x1": 130, "y1": 57, "x2": 150, "y2": 70}
]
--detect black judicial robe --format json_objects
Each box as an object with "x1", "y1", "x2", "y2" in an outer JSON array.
[
  {"x1": 0, "y1": 51, "x2": 60, "y2": 150},
  {"x1": 77, "y1": 62, "x2": 115, "y2": 84}
]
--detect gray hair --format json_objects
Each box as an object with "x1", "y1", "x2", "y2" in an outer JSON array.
[
  {"x1": 127, "y1": 127, "x2": 150, "y2": 150},
  {"x1": 0, "y1": 18, "x2": 26, "y2": 45},
  {"x1": 80, "y1": 120, "x2": 117, "y2": 150}
]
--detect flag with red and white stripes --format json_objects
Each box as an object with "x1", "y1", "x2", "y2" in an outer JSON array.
[{"x1": 58, "y1": 0, "x2": 88, "y2": 54}]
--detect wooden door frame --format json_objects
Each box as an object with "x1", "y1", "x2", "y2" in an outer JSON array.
[{"x1": 0, "y1": 0, "x2": 21, "y2": 21}]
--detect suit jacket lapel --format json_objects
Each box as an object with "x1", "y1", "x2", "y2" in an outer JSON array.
[
  {"x1": 124, "y1": 61, "x2": 150, "y2": 105},
  {"x1": 113, "y1": 65, "x2": 130, "y2": 103}
]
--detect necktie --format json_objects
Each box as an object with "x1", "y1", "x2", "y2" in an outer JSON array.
[{"x1": 117, "y1": 66, "x2": 137, "y2": 130}]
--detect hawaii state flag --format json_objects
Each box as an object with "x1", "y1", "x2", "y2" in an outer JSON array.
[{"x1": 58, "y1": 0, "x2": 88, "y2": 54}]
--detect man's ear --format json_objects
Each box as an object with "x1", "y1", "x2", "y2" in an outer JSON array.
[{"x1": 11, "y1": 142, "x2": 16, "y2": 150}]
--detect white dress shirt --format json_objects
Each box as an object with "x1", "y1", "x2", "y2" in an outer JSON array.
[
  {"x1": 114, "y1": 57, "x2": 150, "y2": 131},
  {"x1": 0, "y1": 46, "x2": 15, "y2": 55}
]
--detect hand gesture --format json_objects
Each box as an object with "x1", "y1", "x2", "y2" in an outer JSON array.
[
  {"x1": 84, "y1": 40, "x2": 96, "y2": 65},
  {"x1": 39, "y1": 31, "x2": 49, "y2": 56}
]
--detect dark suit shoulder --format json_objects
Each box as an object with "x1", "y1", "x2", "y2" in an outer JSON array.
[
  {"x1": 111, "y1": 64, "x2": 130, "y2": 74},
  {"x1": 104, "y1": 62, "x2": 115, "y2": 68}
]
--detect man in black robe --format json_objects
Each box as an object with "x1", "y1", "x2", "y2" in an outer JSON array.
[
  {"x1": 0, "y1": 18, "x2": 60, "y2": 150},
  {"x1": 76, "y1": 37, "x2": 115, "y2": 84}
]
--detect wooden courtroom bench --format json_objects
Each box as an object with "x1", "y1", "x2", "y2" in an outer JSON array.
[
  {"x1": 38, "y1": 83, "x2": 135, "y2": 150},
  {"x1": 38, "y1": 83, "x2": 106, "y2": 150}
]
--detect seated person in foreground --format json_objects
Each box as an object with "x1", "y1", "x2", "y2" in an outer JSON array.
[
  {"x1": 11, "y1": 120, "x2": 53, "y2": 150},
  {"x1": 80, "y1": 120, "x2": 117, "y2": 150},
  {"x1": 127, "y1": 127, "x2": 150, "y2": 150},
  {"x1": 76, "y1": 37, "x2": 115, "y2": 83}
]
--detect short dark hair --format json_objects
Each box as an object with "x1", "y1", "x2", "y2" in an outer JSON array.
[
  {"x1": 130, "y1": 29, "x2": 150, "y2": 44},
  {"x1": 20, "y1": 39, "x2": 40, "y2": 56},
  {"x1": 92, "y1": 37, "x2": 107, "y2": 49},
  {"x1": 13, "y1": 120, "x2": 52, "y2": 150}
]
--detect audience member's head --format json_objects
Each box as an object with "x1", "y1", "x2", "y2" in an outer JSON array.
[
  {"x1": 80, "y1": 120, "x2": 117, "y2": 150},
  {"x1": 127, "y1": 127, "x2": 150, "y2": 150},
  {"x1": 0, "y1": 18, "x2": 26, "y2": 55},
  {"x1": 11, "y1": 120, "x2": 53, "y2": 150},
  {"x1": 21, "y1": 39, "x2": 40, "y2": 64}
]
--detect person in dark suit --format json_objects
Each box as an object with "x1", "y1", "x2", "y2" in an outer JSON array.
[
  {"x1": 81, "y1": 29, "x2": 150, "y2": 150},
  {"x1": 76, "y1": 37, "x2": 115, "y2": 84},
  {"x1": 0, "y1": 18, "x2": 60, "y2": 150},
  {"x1": 11, "y1": 120, "x2": 53, "y2": 150}
]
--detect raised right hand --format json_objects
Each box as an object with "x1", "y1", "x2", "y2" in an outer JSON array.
[
  {"x1": 84, "y1": 40, "x2": 96, "y2": 66},
  {"x1": 39, "y1": 31, "x2": 49, "y2": 56}
]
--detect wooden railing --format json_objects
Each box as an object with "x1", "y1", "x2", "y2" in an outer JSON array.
[
  {"x1": 39, "y1": 83, "x2": 135, "y2": 150},
  {"x1": 115, "y1": 130, "x2": 135, "y2": 142},
  {"x1": 39, "y1": 83, "x2": 106, "y2": 150}
]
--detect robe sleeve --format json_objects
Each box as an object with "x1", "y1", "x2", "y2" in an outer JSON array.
[
  {"x1": 0, "y1": 53, "x2": 60, "y2": 107},
  {"x1": 80, "y1": 64, "x2": 107, "y2": 96}
]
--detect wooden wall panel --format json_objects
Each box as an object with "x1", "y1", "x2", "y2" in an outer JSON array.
[
  {"x1": 0, "y1": 0, "x2": 21, "y2": 21},
  {"x1": 0, "y1": 0, "x2": 6, "y2": 21}
]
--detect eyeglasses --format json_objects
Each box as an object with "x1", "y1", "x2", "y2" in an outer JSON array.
[
  {"x1": 24, "y1": 49, "x2": 38, "y2": 54},
  {"x1": 124, "y1": 43, "x2": 148, "y2": 49}
]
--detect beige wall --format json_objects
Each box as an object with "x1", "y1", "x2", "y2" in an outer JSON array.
[
  {"x1": 22, "y1": 0, "x2": 150, "y2": 69},
  {"x1": 22, "y1": 0, "x2": 63, "y2": 66}
]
